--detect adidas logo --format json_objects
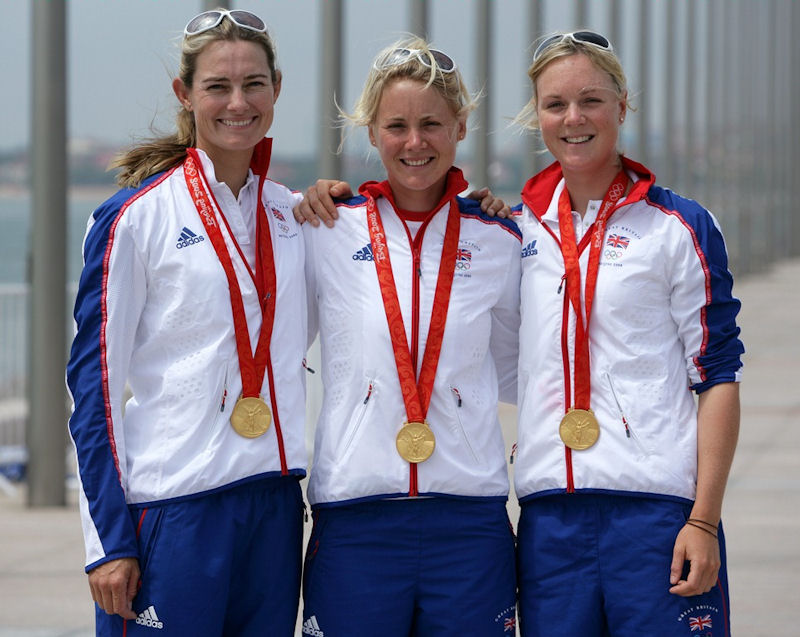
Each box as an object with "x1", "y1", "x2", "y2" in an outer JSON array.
[
  {"x1": 302, "y1": 615, "x2": 324, "y2": 636},
  {"x1": 135, "y1": 605, "x2": 164, "y2": 630},
  {"x1": 521, "y1": 240, "x2": 538, "y2": 258},
  {"x1": 352, "y1": 244, "x2": 374, "y2": 261},
  {"x1": 176, "y1": 226, "x2": 206, "y2": 249}
]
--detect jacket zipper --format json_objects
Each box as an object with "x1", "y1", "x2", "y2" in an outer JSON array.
[
  {"x1": 402, "y1": 211, "x2": 440, "y2": 497},
  {"x1": 559, "y1": 275, "x2": 575, "y2": 493},
  {"x1": 542, "y1": 222, "x2": 576, "y2": 494},
  {"x1": 265, "y1": 354, "x2": 288, "y2": 475},
  {"x1": 409, "y1": 245, "x2": 422, "y2": 496}
]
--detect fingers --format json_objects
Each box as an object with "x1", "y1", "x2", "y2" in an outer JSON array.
[
  {"x1": 669, "y1": 566, "x2": 718, "y2": 597},
  {"x1": 296, "y1": 187, "x2": 322, "y2": 228},
  {"x1": 486, "y1": 198, "x2": 511, "y2": 218},
  {"x1": 465, "y1": 187, "x2": 512, "y2": 218},
  {"x1": 467, "y1": 187, "x2": 489, "y2": 201},
  {"x1": 330, "y1": 180, "x2": 353, "y2": 199},
  {"x1": 291, "y1": 203, "x2": 306, "y2": 224},
  {"x1": 669, "y1": 540, "x2": 685, "y2": 588},
  {"x1": 668, "y1": 525, "x2": 721, "y2": 597},
  {"x1": 311, "y1": 180, "x2": 338, "y2": 227},
  {"x1": 297, "y1": 179, "x2": 346, "y2": 228},
  {"x1": 88, "y1": 558, "x2": 140, "y2": 620}
]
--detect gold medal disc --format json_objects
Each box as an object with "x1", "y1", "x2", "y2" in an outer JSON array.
[
  {"x1": 559, "y1": 409, "x2": 600, "y2": 450},
  {"x1": 396, "y1": 421, "x2": 436, "y2": 463},
  {"x1": 230, "y1": 397, "x2": 272, "y2": 438}
]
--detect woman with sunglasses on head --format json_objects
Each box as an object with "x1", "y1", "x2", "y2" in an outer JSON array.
[
  {"x1": 299, "y1": 37, "x2": 520, "y2": 636},
  {"x1": 67, "y1": 9, "x2": 309, "y2": 635},
  {"x1": 510, "y1": 31, "x2": 743, "y2": 636}
]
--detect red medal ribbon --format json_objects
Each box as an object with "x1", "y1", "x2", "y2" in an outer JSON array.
[
  {"x1": 364, "y1": 193, "x2": 461, "y2": 425},
  {"x1": 182, "y1": 146, "x2": 277, "y2": 401},
  {"x1": 557, "y1": 170, "x2": 628, "y2": 410}
]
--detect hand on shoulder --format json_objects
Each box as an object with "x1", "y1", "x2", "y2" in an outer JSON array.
[{"x1": 293, "y1": 179, "x2": 353, "y2": 227}]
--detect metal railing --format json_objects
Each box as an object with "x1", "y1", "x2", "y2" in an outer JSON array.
[{"x1": 0, "y1": 284, "x2": 29, "y2": 490}]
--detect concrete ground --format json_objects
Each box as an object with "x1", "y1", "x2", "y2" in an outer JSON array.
[{"x1": 1, "y1": 258, "x2": 798, "y2": 636}]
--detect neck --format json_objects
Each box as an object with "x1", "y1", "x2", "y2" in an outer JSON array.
[
  {"x1": 563, "y1": 160, "x2": 623, "y2": 218},
  {"x1": 203, "y1": 148, "x2": 253, "y2": 199},
  {"x1": 389, "y1": 179, "x2": 447, "y2": 213}
]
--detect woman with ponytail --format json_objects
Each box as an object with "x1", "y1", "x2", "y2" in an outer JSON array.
[{"x1": 67, "y1": 10, "x2": 307, "y2": 635}]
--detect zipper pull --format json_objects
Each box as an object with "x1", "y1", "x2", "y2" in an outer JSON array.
[
  {"x1": 557, "y1": 273, "x2": 566, "y2": 294},
  {"x1": 510, "y1": 442, "x2": 517, "y2": 464},
  {"x1": 220, "y1": 383, "x2": 228, "y2": 412},
  {"x1": 450, "y1": 386, "x2": 462, "y2": 407},
  {"x1": 302, "y1": 358, "x2": 315, "y2": 374},
  {"x1": 604, "y1": 372, "x2": 630, "y2": 437},
  {"x1": 363, "y1": 382, "x2": 373, "y2": 404}
]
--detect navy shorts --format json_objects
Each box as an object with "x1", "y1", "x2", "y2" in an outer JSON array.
[
  {"x1": 517, "y1": 493, "x2": 730, "y2": 637},
  {"x1": 302, "y1": 498, "x2": 517, "y2": 636},
  {"x1": 94, "y1": 476, "x2": 304, "y2": 636}
]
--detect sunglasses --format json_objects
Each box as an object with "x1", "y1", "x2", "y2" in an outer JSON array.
[
  {"x1": 373, "y1": 48, "x2": 457, "y2": 74},
  {"x1": 533, "y1": 31, "x2": 613, "y2": 62},
  {"x1": 184, "y1": 9, "x2": 267, "y2": 38}
]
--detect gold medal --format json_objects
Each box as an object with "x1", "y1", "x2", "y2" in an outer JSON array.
[
  {"x1": 230, "y1": 396, "x2": 271, "y2": 438},
  {"x1": 396, "y1": 421, "x2": 436, "y2": 463},
  {"x1": 559, "y1": 408, "x2": 600, "y2": 450}
]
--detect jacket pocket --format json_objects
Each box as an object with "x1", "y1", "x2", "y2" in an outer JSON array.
[
  {"x1": 448, "y1": 385, "x2": 481, "y2": 465},
  {"x1": 604, "y1": 372, "x2": 651, "y2": 458},
  {"x1": 338, "y1": 378, "x2": 375, "y2": 459},
  {"x1": 131, "y1": 505, "x2": 166, "y2": 578}
]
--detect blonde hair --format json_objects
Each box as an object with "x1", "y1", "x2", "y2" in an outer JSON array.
[
  {"x1": 111, "y1": 13, "x2": 279, "y2": 188},
  {"x1": 515, "y1": 31, "x2": 629, "y2": 132},
  {"x1": 342, "y1": 36, "x2": 476, "y2": 137}
]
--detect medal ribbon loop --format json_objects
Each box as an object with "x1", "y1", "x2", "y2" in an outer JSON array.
[
  {"x1": 557, "y1": 170, "x2": 628, "y2": 410},
  {"x1": 365, "y1": 195, "x2": 461, "y2": 424},
  {"x1": 183, "y1": 147, "x2": 277, "y2": 400}
]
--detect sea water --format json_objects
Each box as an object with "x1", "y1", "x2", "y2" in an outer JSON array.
[
  {"x1": 0, "y1": 193, "x2": 110, "y2": 284},
  {"x1": 0, "y1": 192, "x2": 111, "y2": 391}
]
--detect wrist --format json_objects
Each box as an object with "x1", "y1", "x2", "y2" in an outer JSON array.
[{"x1": 685, "y1": 518, "x2": 718, "y2": 539}]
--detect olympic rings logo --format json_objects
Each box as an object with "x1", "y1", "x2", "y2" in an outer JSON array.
[
  {"x1": 603, "y1": 249, "x2": 624, "y2": 260},
  {"x1": 609, "y1": 183, "x2": 625, "y2": 199},
  {"x1": 455, "y1": 261, "x2": 471, "y2": 270}
]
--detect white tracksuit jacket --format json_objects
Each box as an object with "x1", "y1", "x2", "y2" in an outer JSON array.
[
  {"x1": 304, "y1": 169, "x2": 521, "y2": 506},
  {"x1": 513, "y1": 157, "x2": 744, "y2": 503},
  {"x1": 66, "y1": 143, "x2": 307, "y2": 570}
]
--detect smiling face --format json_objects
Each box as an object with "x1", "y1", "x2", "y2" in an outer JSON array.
[
  {"x1": 535, "y1": 53, "x2": 626, "y2": 181},
  {"x1": 369, "y1": 78, "x2": 466, "y2": 211},
  {"x1": 172, "y1": 38, "x2": 280, "y2": 166}
]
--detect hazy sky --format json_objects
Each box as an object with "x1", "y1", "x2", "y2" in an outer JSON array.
[{"x1": 6, "y1": 1, "x2": 676, "y2": 159}]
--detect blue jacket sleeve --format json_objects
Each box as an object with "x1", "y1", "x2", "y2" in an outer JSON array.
[{"x1": 67, "y1": 189, "x2": 144, "y2": 572}]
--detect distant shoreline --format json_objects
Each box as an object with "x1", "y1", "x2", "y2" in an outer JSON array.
[{"x1": 0, "y1": 185, "x2": 116, "y2": 200}]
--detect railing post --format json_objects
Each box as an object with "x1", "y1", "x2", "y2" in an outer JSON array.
[{"x1": 28, "y1": 0, "x2": 68, "y2": 506}]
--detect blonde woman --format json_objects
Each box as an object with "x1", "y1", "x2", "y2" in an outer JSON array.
[
  {"x1": 67, "y1": 9, "x2": 307, "y2": 635},
  {"x1": 300, "y1": 38, "x2": 520, "y2": 636},
  {"x1": 511, "y1": 31, "x2": 743, "y2": 636}
]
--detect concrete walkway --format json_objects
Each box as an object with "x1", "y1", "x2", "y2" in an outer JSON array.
[{"x1": 1, "y1": 258, "x2": 798, "y2": 636}]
